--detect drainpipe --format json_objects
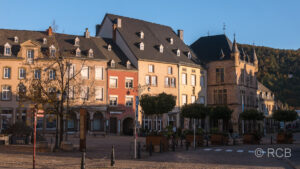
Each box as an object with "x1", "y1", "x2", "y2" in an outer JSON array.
[{"x1": 177, "y1": 64, "x2": 181, "y2": 128}]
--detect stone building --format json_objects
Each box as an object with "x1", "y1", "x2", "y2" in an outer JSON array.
[
  {"x1": 97, "y1": 14, "x2": 207, "y2": 130},
  {"x1": 191, "y1": 34, "x2": 258, "y2": 133}
]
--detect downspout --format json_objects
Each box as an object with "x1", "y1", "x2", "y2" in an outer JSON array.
[{"x1": 177, "y1": 64, "x2": 181, "y2": 128}]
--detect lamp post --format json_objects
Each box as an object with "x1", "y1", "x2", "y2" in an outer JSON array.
[{"x1": 128, "y1": 84, "x2": 150, "y2": 159}]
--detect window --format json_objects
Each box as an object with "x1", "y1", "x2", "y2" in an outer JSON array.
[
  {"x1": 27, "y1": 49, "x2": 34, "y2": 61},
  {"x1": 143, "y1": 116, "x2": 152, "y2": 130},
  {"x1": 188, "y1": 52, "x2": 192, "y2": 59},
  {"x1": 182, "y1": 94, "x2": 187, "y2": 105},
  {"x1": 140, "y1": 31, "x2": 144, "y2": 39},
  {"x1": 169, "y1": 38, "x2": 173, "y2": 44},
  {"x1": 3, "y1": 67, "x2": 11, "y2": 79},
  {"x1": 81, "y1": 86, "x2": 89, "y2": 100},
  {"x1": 165, "y1": 77, "x2": 170, "y2": 87},
  {"x1": 191, "y1": 95, "x2": 196, "y2": 103},
  {"x1": 214, "y1": 89, "x2": 227, "y2": 105},
  {"x1": 199, "y1": 96, "x2": 205, "y2": 104},
  {"x1": 159, "y1": 44, "x2": 163, "y2": 53},
  {"x1": 4, "y1": 43, "x2": 11, "y2": 56},
  {"x1": 17, "y1": 84, "x2": 26, "y2": 101},
  {"x1": 240, "y1": 69, "x2": 245, "y2": 84},
  {"x1": 176, "y1": 49, "x2": 180, "y2": 56},
  {"x1": 74, "y1": 37, "x2": 80, "y2": 46},
  {"x1": 81, "y1": 66, "x2": 89, "y2": 79},
  {"x1": 14, "y1": 36, "x2": 18, "y2": 43},
  {"x1": 88, "y1": 49, "x2": 94, "y2": 58},
  {"x1": 110, "y1": 60, "x2": 115, "y2": 68},
  {"x1": 165, "y1": 77, "x2": 176, "y2": 87},
  {"x1": 34, "y1": 69, "x2": 41, "y2": 79},
  {"x1": 126, "y1": 61, "x2": 131, "y2": 69},
  {"x1": 49, "y1": 45, "x2": 56, "y2": 57},
  {"x1": 145, "y1": 75, "x2": 150, "y2": 85},
  {"x1": 200, "y1": 76, "x2": 205, "y2": 87},
  {"x1": 216, "y1": 68, "x2": 224, "y2": 83},
  {"x1": 168, "y1": 67, "x2": 172, "y2": 74},
  {"x1": 69, "y1": 64, "x2": 76, "y2": 78},
  {"x1": 68, "y1": 86, "x2": 74, "y2": 100},
  {"x1": 148, "y1": 65, "x2": 154, "y2": 73},
  {"x1": 49, "y1": 69, "x2": 56, "y2": 80},
  {"x1": 95, "y1": 66, "x2": 103, "y2": 80},
  {"x1": 1, "y1": 85, "x2": 11, "y2": 100},
  {"x1": 182, "y1": 73, "x2": 187, "y2": 85},
  {"x1": 109, "y1": 76, "x2": 118, "y2": 88},
  {"x1": 109, "y1": 96, "x2": 118, "y2": 106},
  {"x1": 107, "y1": 44, "x2": 112, "y2": 51},
  {"x1": 170, "y1": 78, "x2": 176, "y2": 87},
  {"x1": 151, "y1": 76, "x2": 157, "y2": 86},
  {"x1": 95, "y1": 87, "x2": 103, "y2": 101},
  {"x1": 125, "y1": 78, "x2": 133, "y2": 88},
  {"x1": 191, "y1": 74, "x2": 196, "y2": 86},
  {"x1": 125, "y1": 96, "x2": 133, "y2": 107},
  {"x1": 76, "y1": 48, "x2": 81, "y2": 57},
  {"x1": 19, "y1": 68, "x2": 26, "y2": 79},
  {"x1": 43, "y1": 38, "x2": 47, "y2": 45},
  {"x1": 140, "y1": 42, "x2": 144, "y2": 50}
]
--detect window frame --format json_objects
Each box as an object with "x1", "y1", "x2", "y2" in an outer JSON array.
[
  {"x1": 109, "y1": 76, "x2": 118, "y2": 88},
  {"x1": 125, "y1": 77, "x2": 133, "y2": 89},
  {"x1": 109, "y1": 95, "x2": 118, "y2": 106},
  {"x1": 3, "y1": 67, "x2": 11, "y2": 79}
]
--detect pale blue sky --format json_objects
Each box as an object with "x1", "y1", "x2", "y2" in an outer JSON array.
[{"x1": 1, "y1": 0, "x2": 299, "y2": 49}]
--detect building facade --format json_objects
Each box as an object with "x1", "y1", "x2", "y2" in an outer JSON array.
[{"x1": 191, "y1": 35, "x2": 258, "y2": 133}]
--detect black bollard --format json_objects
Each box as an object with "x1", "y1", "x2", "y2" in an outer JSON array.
[
  {"x1": 160, "y1": 140, "x2": 162, "y2": 153},
  {"x1": 81, "y1": 151, "x2": 86, "y2": 169},
  {"x1": 137, "y1": 142, "x2": 141, "y2": 159},
  {"x1": 149, "y1": 142, "x2": 152, "y2": 156},
  {"x1": 172, "y1": 139, "x2": 175, "y2": 152},
  {"x1": 111, "y1": 145, "x2": 115, "y2": 167}
]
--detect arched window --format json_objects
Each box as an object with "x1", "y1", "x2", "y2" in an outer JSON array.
[
  {"x1": 43, "y1": 38, "x2": 47, "y2": 45},
  {"x1": 140, "y1": 31, "x2": 144, "y2": 39},
  {"x1": 4, "y1": 43, "x2": 11, "y2": 56},
  {"x1": 14, "y1": 36, "x2": 19, "y2": 43},
  {"x1": 74, "y1": 37, "x2": 80, "y2": 46},
  {"x1": 169, "y1": 38, "x2": 173, "y2": 44},
  {"x1": 187, "y1": 52, "x2": 192, "y2": 59},
  {"x1": 108, "y1": 44, "x2": 112, "y2": 51},
  {"x1": 140, "y1": 42, "x2": 144, "y2": 50},
  {"x1": 49, "y1": 45, "x2": 56, "y2": 57},
  {"x1": 159, "y1": 44, "x2": 164, "y2": 53},
  {"x1": 176, "y1": 49, "x2": 180, "y2": 56},
  {"x1": 88, "y1": 49, "x2": 94, "y2": 58},
  {"x1": 111, "y1": 59, "x2": 115, "y2": 68},
  {"x1": 76, "y1": 48, "x2": 81, "y2": 57}
]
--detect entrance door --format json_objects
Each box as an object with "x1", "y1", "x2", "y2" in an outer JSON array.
[{"x1": 110, "y1": 117, "x2": 117, "y2": 133}]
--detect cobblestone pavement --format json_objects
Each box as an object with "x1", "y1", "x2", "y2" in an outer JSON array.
[{"x1": 0, "y1": 134, "x2": 299, "y2": 169}]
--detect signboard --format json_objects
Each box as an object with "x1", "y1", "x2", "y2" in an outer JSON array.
[
  {"x1": 37, "y1": 109, "x2": 44, "y2": 118},
  {"x1": 135, "y1": 96, "x2": 139, "y2": 119},
  {"x1": 110, "y1": 111, "x2": 122, "y2": 114}
]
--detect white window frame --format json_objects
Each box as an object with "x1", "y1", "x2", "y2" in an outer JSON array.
[
  {"x1": 168, "y1": 67, "x2": 172, "y2": 75},
  {"x1": 49, "y1": 45, "x2": 56, "y2": 57},
  {"x1": 4, "y1": 43, "x2": 11, "y2": 56},
  {"x1": 191, "y1": 95, "x2": 196, "y2": 103},
  {"x1": 3, "y1": 67, "x2": 11, "y2": 79},
  {"x1": 95, "y1": 86, "x2": 104, "y2": 101},
  {"x1": 109, "y1": 76, "x2": 118, "y2": 88},
  {"x1": 125, "y1": 77, "x2": 133, "y2": 88},
  {"x1": 182, "y1": 94, "x2": 187, "y2": 105},
  {"x1": 69, "y1": 64, "x2": 76, "y2": 78},
  {"x1": 81, "y1": 66, "x2": 89, "y2": 79},
  {"x1": 148, "y1": 65, "x2": 154, "y2": 73},
  {"x1": 109, "y1": 95, "x2": 118, "y2": 106},
  {"x1": 49, "y1": 69, "x2": 55, "y2": 80},
  {"x1": 191, "y1": 74, "x2": 196, "y2": 86},
  {"x1": 95, "y1": 66, "x2": 104, "y2": 80},
  {"x1": 125, "y1": 96, "x2": 133, "y2": 107},
  {"x1": 81, "y1": 86, "x2": 89, "y2": 100},
  {"x1": 165, "y1": 77, "x2": 170, "y2": 87},
  {"x1": 145, "y1": 75, "x2": 150, "y2": 85},
  {"x1": 182, "y1": 73, "x2": 187, "y2": 85},
  {"x1": 2, "y1": 85, "x2": 11, "y2": 100},
  {"x1": 151, "y1": 76, "x2": 157, "y2": 86},
  {"x1": 68, "y1": 86, "x2": 74, "y2": 100},
  {"x1": 19, "y1": 68, "x2": 26, "y2": 79},
  {"x1": 171, "y1": 77, "x2": 176, "y2": 87},
  {"x1": 34, "y1": 69, "x2": 41, "y2": 79}
]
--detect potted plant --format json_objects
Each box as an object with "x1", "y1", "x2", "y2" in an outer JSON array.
[
  {"x1": 140, "y1": 92, "x2": 176, "y2": 152},
  {"x1": 272, "y1": 110, "x2": 298, "y2": 144},
  {"x1": 181, "y1": 103, "x2": 209, "y2": 147},
  {"x1": 209, "y1": 106, "x2": 232, "y2": 145},
  {"x1": 240, "y1": 109, "x2": 264, "y2": 144}
]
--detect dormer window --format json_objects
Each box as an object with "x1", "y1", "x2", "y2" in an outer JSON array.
[
  {"x1": 88, "y1": 49, "x2": 94, "y2": 58},
  {"x1": 49, "y1": 45, "x2": 56, "y2": 57},
  {"x1": 108, "y1": 44, "x2": 112, "y2": 51},
  {"x1": 139, "y1": 42, "x2": 144, "y2": 50},
  {"x1": 159, "y1": 44, "x2": 164, "y2": 53},
  {"x1": 14, "y1": 36, "x2": 19, "y2": 43},
  {"x1": 76, "y1": 48, "x2": 81, "y2": 57},
  {"x1": 126, "y1": 60, "x2": 131, "y2": 69},
  {"x1": 111, "y1": 59, "x2": 115, "y2": 68},
  {"x1": 4, "y1": 43, "x2": 11, "y2": 56},
  {"x1": 169, "y1": 38, "x2": 173, "y2": 44},
  {"x1": 74, "y1": 37, "x2": 80, "y2": 46},
  {"x1": 176, "y1": 49, "x2": 180, "y2": 56},
  {"x1": 187, "y1": 52, "x2": 192, "y2": 59},
  {"x1": 43, "y1": 38, "x2": 47, "y2": 45},
  {"x1": 27, "y1": 49, "x2": 34, "y2": 64},
  {"x1": 140, "y1": 31, "x2": 144, "y2": 39}
]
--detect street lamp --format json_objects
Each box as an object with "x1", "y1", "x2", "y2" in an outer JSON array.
[{"x1": 127, "y1": 84, "x2": 150, "y2": 159}]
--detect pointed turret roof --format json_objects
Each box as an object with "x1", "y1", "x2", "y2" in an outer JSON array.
[
  {"x1": 232, "y1": 37, "x2": 239, "y2": 54},
  {"x1": 253, "y1": 47, "x2": 258, "y2": 62}
]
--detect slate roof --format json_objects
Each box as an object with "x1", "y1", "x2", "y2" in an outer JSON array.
[
  {"x1": 258, "y1": 81, "x2": 272, "y2": 93},
  {"x1": 190, "y1": 34, "x2": 257, "y2": 64},
  {"x1": 0, "y1": 28, "x2": 108, "y2": 60},
  {"x1": 105, "y1": 14, "x2": 201, "y2": 67}
]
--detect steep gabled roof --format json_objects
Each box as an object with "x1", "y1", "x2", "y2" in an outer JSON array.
[
  {"x1": 105, "y1": 13, "x2": 201, "y2": 67},
  {"x1": 190, "y1": 34, "x2": 233, "y2": 63},
  {"x1": 258, "y1": 81, "x2": 272, "y2": 93}
]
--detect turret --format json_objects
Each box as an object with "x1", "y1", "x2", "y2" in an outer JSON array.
[
  {"x1": 231, "y1": 36, "x2": 240, "y2": 66},
  {"x1": 253, "y1": 48, "x2": 258, "y2": 71}
]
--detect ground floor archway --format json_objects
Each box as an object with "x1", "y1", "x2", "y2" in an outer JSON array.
[{"x1": 123, "y1": 117, "x2": 134, "y2": 135}]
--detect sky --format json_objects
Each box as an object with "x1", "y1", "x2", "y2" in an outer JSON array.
[{"x1": 0, "y1": 0, "x2": 299, "y2": 50}]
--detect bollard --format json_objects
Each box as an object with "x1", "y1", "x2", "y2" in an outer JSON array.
[
  {"x1": 111, "y1": 145, "x2": 115, "y2": 167},
  {"x1": 180, "y1": 138, "x2": 183, "y2": 147},
  {"x1": 206, "y1": 135, "x2": 209, "y2": 147},
  {"x1": 81, "y1": 151, "x2": 86, "y2": 169},
  {"x1": 137, "y1": 142, "x2": 141, "y2": 159},
  {"x1": 159, "y1": 140, "x2": 162, "y2": 153},
  {"x1": 270, "y1": 136, "x2": 273, "y2": 145},
  {"x1": 172, "y1": 139, "x2": 175, "y2": 152},
  {"x1": 185, "y1": 141, "x2": 189, "y2": 151},
  {"x1": 149, "y1": 142, "x2": 152, "y2": 156}
]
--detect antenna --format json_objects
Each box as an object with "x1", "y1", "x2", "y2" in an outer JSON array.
[
  {"x1": 223, "y1": 22, "x2": 226, "y2": 34},
  {"x1": 207, "y1": 31, "x2": 210, "y2": 36}
]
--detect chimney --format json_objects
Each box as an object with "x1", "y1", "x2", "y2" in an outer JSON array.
[
  {"x1": 116, "y1": 18, "x2": 122, "y2": 28},
  {"x1": 85, "y1": 28, "x2": 90, "y2": 38},
  {"x1": 95, "y1": 24, "x2": 101, "y2": 36},
  {"x1": 47, "y1": 26, "x2": 53, "y2": 36},
  {"x1": 177, "y1": 29, "x2": 183, "y2": 41}
]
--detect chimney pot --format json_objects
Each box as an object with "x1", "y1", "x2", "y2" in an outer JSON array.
[
  {"x1": 48, "y1": 26, "x2": 53, "y2": 36},
  {"x1": 177, "y1": 29, "x2": 183, "y2": 41},
  {"x1": 85, "y1": 28, "x2": 90, "y2": 38},
  {"x1": 116, "y1": 18, "x2": 122, "y2": 28}
]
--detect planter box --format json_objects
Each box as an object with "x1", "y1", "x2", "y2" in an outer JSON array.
[
  {"x1": 277, "y1": 133, "x2": 293, "y2": 144},
  {"x1": 146, "y1": 135, "x2": 169, "y2": 152},
  {"x1": 243, "y1": 134, "x2": 260, "y2": 144},
  {"x1": 211, "y1": 134, "x2": 228, "y2": 145},
  {"x1": 185, "y1": 135, "x2": 203, "y2": 146}
]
